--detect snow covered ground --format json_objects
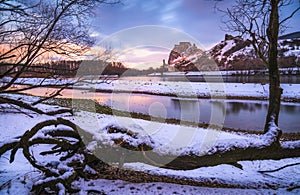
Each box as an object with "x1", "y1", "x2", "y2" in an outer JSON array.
[
  {"x1": 149, "y1": 68, "x2": 300, "y2": 76},
  {"x1": 3, "y1": 77, "x2": 300, "y2": 101},
  {"x1": 1, "y1": 75, "x2": 300, "y2": 194},
  {"x1": 86, "y1": 80, "x2": 300, "y2": 100},
  {"x1": 1, "y1": 95, "x2": 300, "y2": 194}
]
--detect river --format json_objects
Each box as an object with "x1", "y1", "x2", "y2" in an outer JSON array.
[{"x1": 23, "y1": 87, "x2": 300, "y2": 133}]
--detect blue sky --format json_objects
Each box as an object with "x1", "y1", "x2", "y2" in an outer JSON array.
[
  {"x1": 92, "y1": 0, "x2": 230, "y2": 49},
  {"x1": 90, "y1": 0, "x2": 300, "y2": 69}
]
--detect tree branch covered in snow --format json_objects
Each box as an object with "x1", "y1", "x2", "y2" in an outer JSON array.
[
  {"x1": 0, "y1": 96, "x2": 73, "y2": 115},
  {"x1": 0, "y1": 1, "x2": 121, "y2": 193},
  {"x1": 0, "y1": 117, "x2": 109, "y2": 193}
]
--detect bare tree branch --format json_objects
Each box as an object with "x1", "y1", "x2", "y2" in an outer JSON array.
[
  {"x1": 258, "y1": 162, "x2": 300, "y2": 173},
  {"x1": 279, "y1": 6, "x2": 300, "y2": 25},
  {"x1": 0, "y1": 96, "x2": 72, "y2": 115}
]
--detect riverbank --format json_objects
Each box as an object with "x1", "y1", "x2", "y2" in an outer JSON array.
[
  {"x1": 87, "y1": 80, "x2": 300, "y2": 102},
  {"x1": 5, "y1": 77, "x2": 300, "y2": 102},
  {"x1": 1, "y1": 94, "x2": 300, "y2": 193}
]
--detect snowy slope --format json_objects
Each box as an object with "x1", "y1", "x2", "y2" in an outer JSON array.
[{"x1": 209, "y1": 33, "x2": 300, "y2": 70}]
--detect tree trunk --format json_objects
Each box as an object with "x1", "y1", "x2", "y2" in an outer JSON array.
[
  {"x1": 264, "y1": 0, "x2": 282, "y2": 137},
  {"x1": 91, "y1": 140, "x2": 300, "y2": 170}
]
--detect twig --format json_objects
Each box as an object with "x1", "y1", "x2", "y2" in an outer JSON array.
[
  {"x1": 287, "y1": 185, "x2": 300, "y2": 192},
  {"x1": 0, "y1": 179, "x2": 12, "y2": 191},
  {"x1": 10, "y1": 104, "x2": 34, "y2": 118},
  {"x1": 31, "y1": 84, "x2": 69, "y2": 106},
  {"x1": 258, "y1": 162, "x2": 300, "y2": 173}
]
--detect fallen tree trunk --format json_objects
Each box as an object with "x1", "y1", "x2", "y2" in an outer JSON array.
[
  {"x1": 92, "y1": 125, "x2": 300, "y2": 170},
  {"x1": 92, "y1": 139, "x2": 300, "y2": 170},
  {"x1": 1, "y1": 118, "x2": 300, "y2": 193},
  {"x1": 146, "y1": 144, "x2": 300, "y2": 170}
]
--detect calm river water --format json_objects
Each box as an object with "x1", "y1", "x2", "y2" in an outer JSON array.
[{"x1": 25, "y1": 87, "x2": 300, "y2": 133}]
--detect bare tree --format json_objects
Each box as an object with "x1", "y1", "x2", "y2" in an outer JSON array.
[
  {"x1": 0, "y1": 0, "x2": 124, "y2": 102},
  {"x1": 0, "y1": 0, "x2": 122, "y2": 193},
  {"x1": 222, "y1": 0, "x2": 300, "y2": 140}
]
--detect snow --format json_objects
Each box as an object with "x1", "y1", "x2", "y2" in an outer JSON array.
[
  {"x1": 73, "y1": 111, "x2": 250, "y2": 156},
  {"x1": 282, "y1": 140, "x2": 300, "y2": 149},
  {"x1": 3, "y1": 76, "x2": 300, "y2": 101},
  {"x1": 172, "y1": 56, "x2": 186, "y2": 64},
  {"x1": 150, "y1": 67, "x2": 300, "y2": 76},
  {"x1": 77, "y1": 80, "x2": 300, "y2": 100},
  {"x1": 279, "y1": 38, "x2": 300, "y2": 57},
  {"x1": 73, "y1": 178, "x2": 297, "y2": 194},
  {"x1": 262, "y1": 119, "x2": 281, "y2": 146},
  {"x1": 226, "y1": 45, "x2": 254, "y2": 64},
  {"x1": 284, "y1": 49, "x2": 300, "y2": 57},
  {"x1": 1, "y1": 94, "x2": 300, "y2": 194},
  {"x1": 124, "y1": 157, "x2": 300, "y2": 189},
  {"x1": 2, "y1": 173, "x2": 298, "y2": 195},
  {"x1": 210, "y1": 39, "x2": 241, "y2": 64},
  {"x1": 9, "y1": 77, "x2": 297, "y2": 101},
  {"x1": 209, "y1": 36, "x2": 300, "y2": 67},
  {"x1": 2, "y1": 77, "x2": 75, "y2": 86},
  {"x1": 221, "y1": 40, "x2": 236, "y2": 56}
]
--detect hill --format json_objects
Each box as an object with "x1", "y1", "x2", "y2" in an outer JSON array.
[
  {"x1": 209, "y1": 33, "x2": 300, "y2": 70},
  {"x1": 279, "y1": 31, "x2": 300, "y2": 40},
  {"x1": 167, "y1": 32, "x2": 300, "y2": 72}
]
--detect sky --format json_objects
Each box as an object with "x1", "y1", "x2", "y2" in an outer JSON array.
[{"x1": 89, "y1": 0, "x2": 300, "y2": 69}]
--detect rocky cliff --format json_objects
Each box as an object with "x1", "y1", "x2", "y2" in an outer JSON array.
[
  {"x1": 167, "y1": 32, "x2": 300, "y2": 71},
  {"x1": 168, "y1": 42, "x2": 217, "y2": 71}
]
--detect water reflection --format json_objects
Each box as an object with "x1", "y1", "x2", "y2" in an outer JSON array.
[
  {"x1": 283, "y1": 105, "x2": 296, "y2": 113},
  {"x1": 171, "y1": 98, "x2": 201, "y2": 123},
  {"x1": 21, "y1": 87, "x2": 300, "y2": 133},
  {"x1": 226, "y1": 102, "x2": 264, "y2": 115},
  {"x1": 210, "y1": 100, "x2": 226, "y2": 115}
]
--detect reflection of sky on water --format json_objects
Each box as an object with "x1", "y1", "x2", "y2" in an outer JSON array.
[{"x1": 24, "y1": 87, "x2": 300, "y2": 133}]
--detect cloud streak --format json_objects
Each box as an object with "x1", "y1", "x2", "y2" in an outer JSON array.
[{"x1": 90, "y1": 0, "x2": 300, "y2": 68}]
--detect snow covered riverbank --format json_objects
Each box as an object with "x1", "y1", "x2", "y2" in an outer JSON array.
[
  {"x1": 88, "y1": 80, "x2": 300, "y2": 101},
  {"x1": 1, "y1": 94, "x2": 300, "y2": 194},
  {"x1": 3, "y1": 77, "x2": 300, "y2": 101}
]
